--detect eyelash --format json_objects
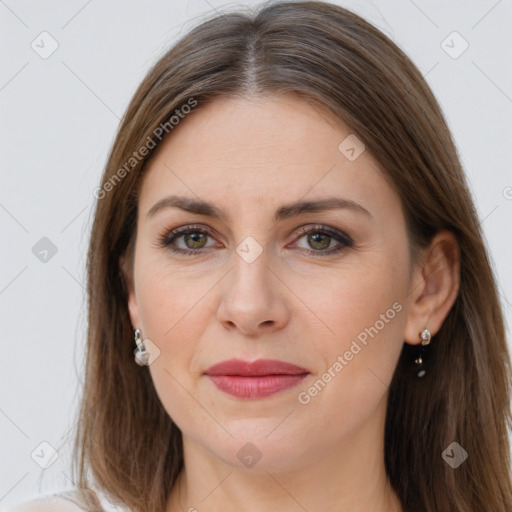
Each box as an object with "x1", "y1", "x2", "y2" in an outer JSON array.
[{"x1": 157, "y1": 223, "x2": 353, "y2": 257}]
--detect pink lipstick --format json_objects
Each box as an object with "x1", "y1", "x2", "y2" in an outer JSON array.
[{"x1": 204, "y1": 358, "x2": 309, "y2": 399}]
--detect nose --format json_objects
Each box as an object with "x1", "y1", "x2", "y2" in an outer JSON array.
[{"x1": 216, "y1": 252, "x2": 291, "y2": 336}]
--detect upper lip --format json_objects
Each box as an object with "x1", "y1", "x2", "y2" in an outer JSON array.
[{"x1": 204, "y1": 358, "x2": 309, "y2": 377}]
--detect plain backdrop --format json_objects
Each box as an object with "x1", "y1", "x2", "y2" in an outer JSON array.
[{"x1": 1, "y1": 0, "x2": 511, "y2": 507}]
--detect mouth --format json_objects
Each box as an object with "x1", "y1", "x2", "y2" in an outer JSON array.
[{"x1": 203, "y1": 358, "x2": 310, "y2": 399}]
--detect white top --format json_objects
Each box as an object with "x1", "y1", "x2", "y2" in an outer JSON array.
[{"x1": 2, "y1": 489, "x2": 128, "y2": 512}]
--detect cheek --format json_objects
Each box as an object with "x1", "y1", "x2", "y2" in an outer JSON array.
[
  {"x1": 295, "y1": 247, "x2": 408, "y2": 417},
  {"x1": 136, "y1": 266, "x2": 214, "y2": 427},
  {"x1": 295, "y1": 242, "x2": 408, "y2": 352},
  {"x1": 292, "y1": 302, "x2": 405, "y2": 452},
  {"x1": 136, "y1": 258, "x2": 214, "y2": 342},
  {"x1": 135, "y1": 261, "x2": 222, "y2": 381}
]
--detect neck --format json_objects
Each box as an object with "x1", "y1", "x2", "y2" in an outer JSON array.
[
  {"x1": 170, "y1": 461, "x2": 402, "y2": 512},
  {"x1": 166, "y1": 397, "x2": 403, "y2": 512}
]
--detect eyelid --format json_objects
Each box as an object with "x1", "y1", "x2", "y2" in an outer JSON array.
[{"x1": 291, "y1": 223, "x2": 352, "y2": 242}]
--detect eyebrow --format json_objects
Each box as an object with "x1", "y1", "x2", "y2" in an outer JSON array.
[{"x1": 146, "y1": 195, "x2": 373, "y2": 222}]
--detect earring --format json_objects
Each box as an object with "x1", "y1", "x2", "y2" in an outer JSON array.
[
  {"x1": 414, "y1": 328, "x2": 431, "y2": 378},
  {"x1": 133, "y1": 328, "x2": 149, "y2": 366}
]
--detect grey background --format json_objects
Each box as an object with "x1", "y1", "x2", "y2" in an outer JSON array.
[{"x1": 1, "y1": 0, "x2": 511, "y2": 507}]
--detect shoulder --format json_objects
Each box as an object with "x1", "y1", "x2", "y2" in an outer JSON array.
[
  {"x1": 2, "y1": 494, "x2": 87, "y2": 512},
  {"x1": 2, "y1": 489, "x2": 127, "y2": 512}
]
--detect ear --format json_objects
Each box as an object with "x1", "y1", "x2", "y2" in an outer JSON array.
[
  {"x1": 119, "y1": 253, "x2": 140, "y2": 329},
  {"x1": 404, "y1": 230, "x2": 460, "y2": 345}
]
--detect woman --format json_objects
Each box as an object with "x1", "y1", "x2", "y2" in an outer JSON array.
[{"x1": 9, "y1": 1, "x2": 512, "y2": 511}]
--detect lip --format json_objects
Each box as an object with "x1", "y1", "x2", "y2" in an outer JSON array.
[
  {"x1": 204, "y1": 358, "x2": 309, "y2": 399},
  {"x1": 204, "y1": 358, "x2": 309, "y2": 376}
]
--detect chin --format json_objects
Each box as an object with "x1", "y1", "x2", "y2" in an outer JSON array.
[{"x1": 198, "y1": 424, "x2": 315, "y2": 473}]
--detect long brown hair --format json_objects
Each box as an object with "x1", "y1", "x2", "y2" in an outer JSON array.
[{"x1": 72, "y1": 2, "x2": 512, "y2": 511}]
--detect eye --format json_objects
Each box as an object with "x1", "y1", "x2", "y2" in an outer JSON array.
[
  {"x1": 292, "y1": 225, "x2": 353, "y2": 256},
  {"x1": 157, "y1": 223, "x2": 353, "y2": 257},
  {"x1": 158, "y1": 224, "x2": 220, "y2": 254}
]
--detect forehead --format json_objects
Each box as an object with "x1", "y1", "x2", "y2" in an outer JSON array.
[{"x1": 138, "y1": 94, "x2": 399, "y2": 220}]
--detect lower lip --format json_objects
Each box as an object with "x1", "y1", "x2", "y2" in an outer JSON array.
[{"x1": 206, "y1": 374, "x2": 308, "y2": 399}]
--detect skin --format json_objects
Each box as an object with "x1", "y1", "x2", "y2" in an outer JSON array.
[{"x1": 122, "y1": 93, "x2": 460, "y2": 512}]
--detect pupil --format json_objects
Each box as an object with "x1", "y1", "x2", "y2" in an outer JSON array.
[
  {"x1": 185, "y1": 232, "x2": 206, "y2": 248},
  {"x1": 308, "y1": 233, "x2": 330, "y2": 250}
]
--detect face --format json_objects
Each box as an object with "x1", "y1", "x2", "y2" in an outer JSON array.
[{"x1": 125, "y1": 93, "x2": 414, "y2": 472}]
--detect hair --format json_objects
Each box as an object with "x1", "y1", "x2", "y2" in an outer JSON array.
[{"x1": 71, "y1": 1, "x2": 512, "y2": 511}]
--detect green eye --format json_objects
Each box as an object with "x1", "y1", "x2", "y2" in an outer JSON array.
[
  {"x1": 183, "y1": 232, "x2": 208, "y2": 249},
  {"x1": 293, "y1": 225, "x2": 353, "y2": 255},
  {"x1": 307, "y1": 232, "x2": 332, "y2": 250},
  {"x1": 159, "y1": 224, "x2": 353, "y2": 257},
  {"x1": 160, "y1": 225, "x2": 217, "y2": 254}
]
